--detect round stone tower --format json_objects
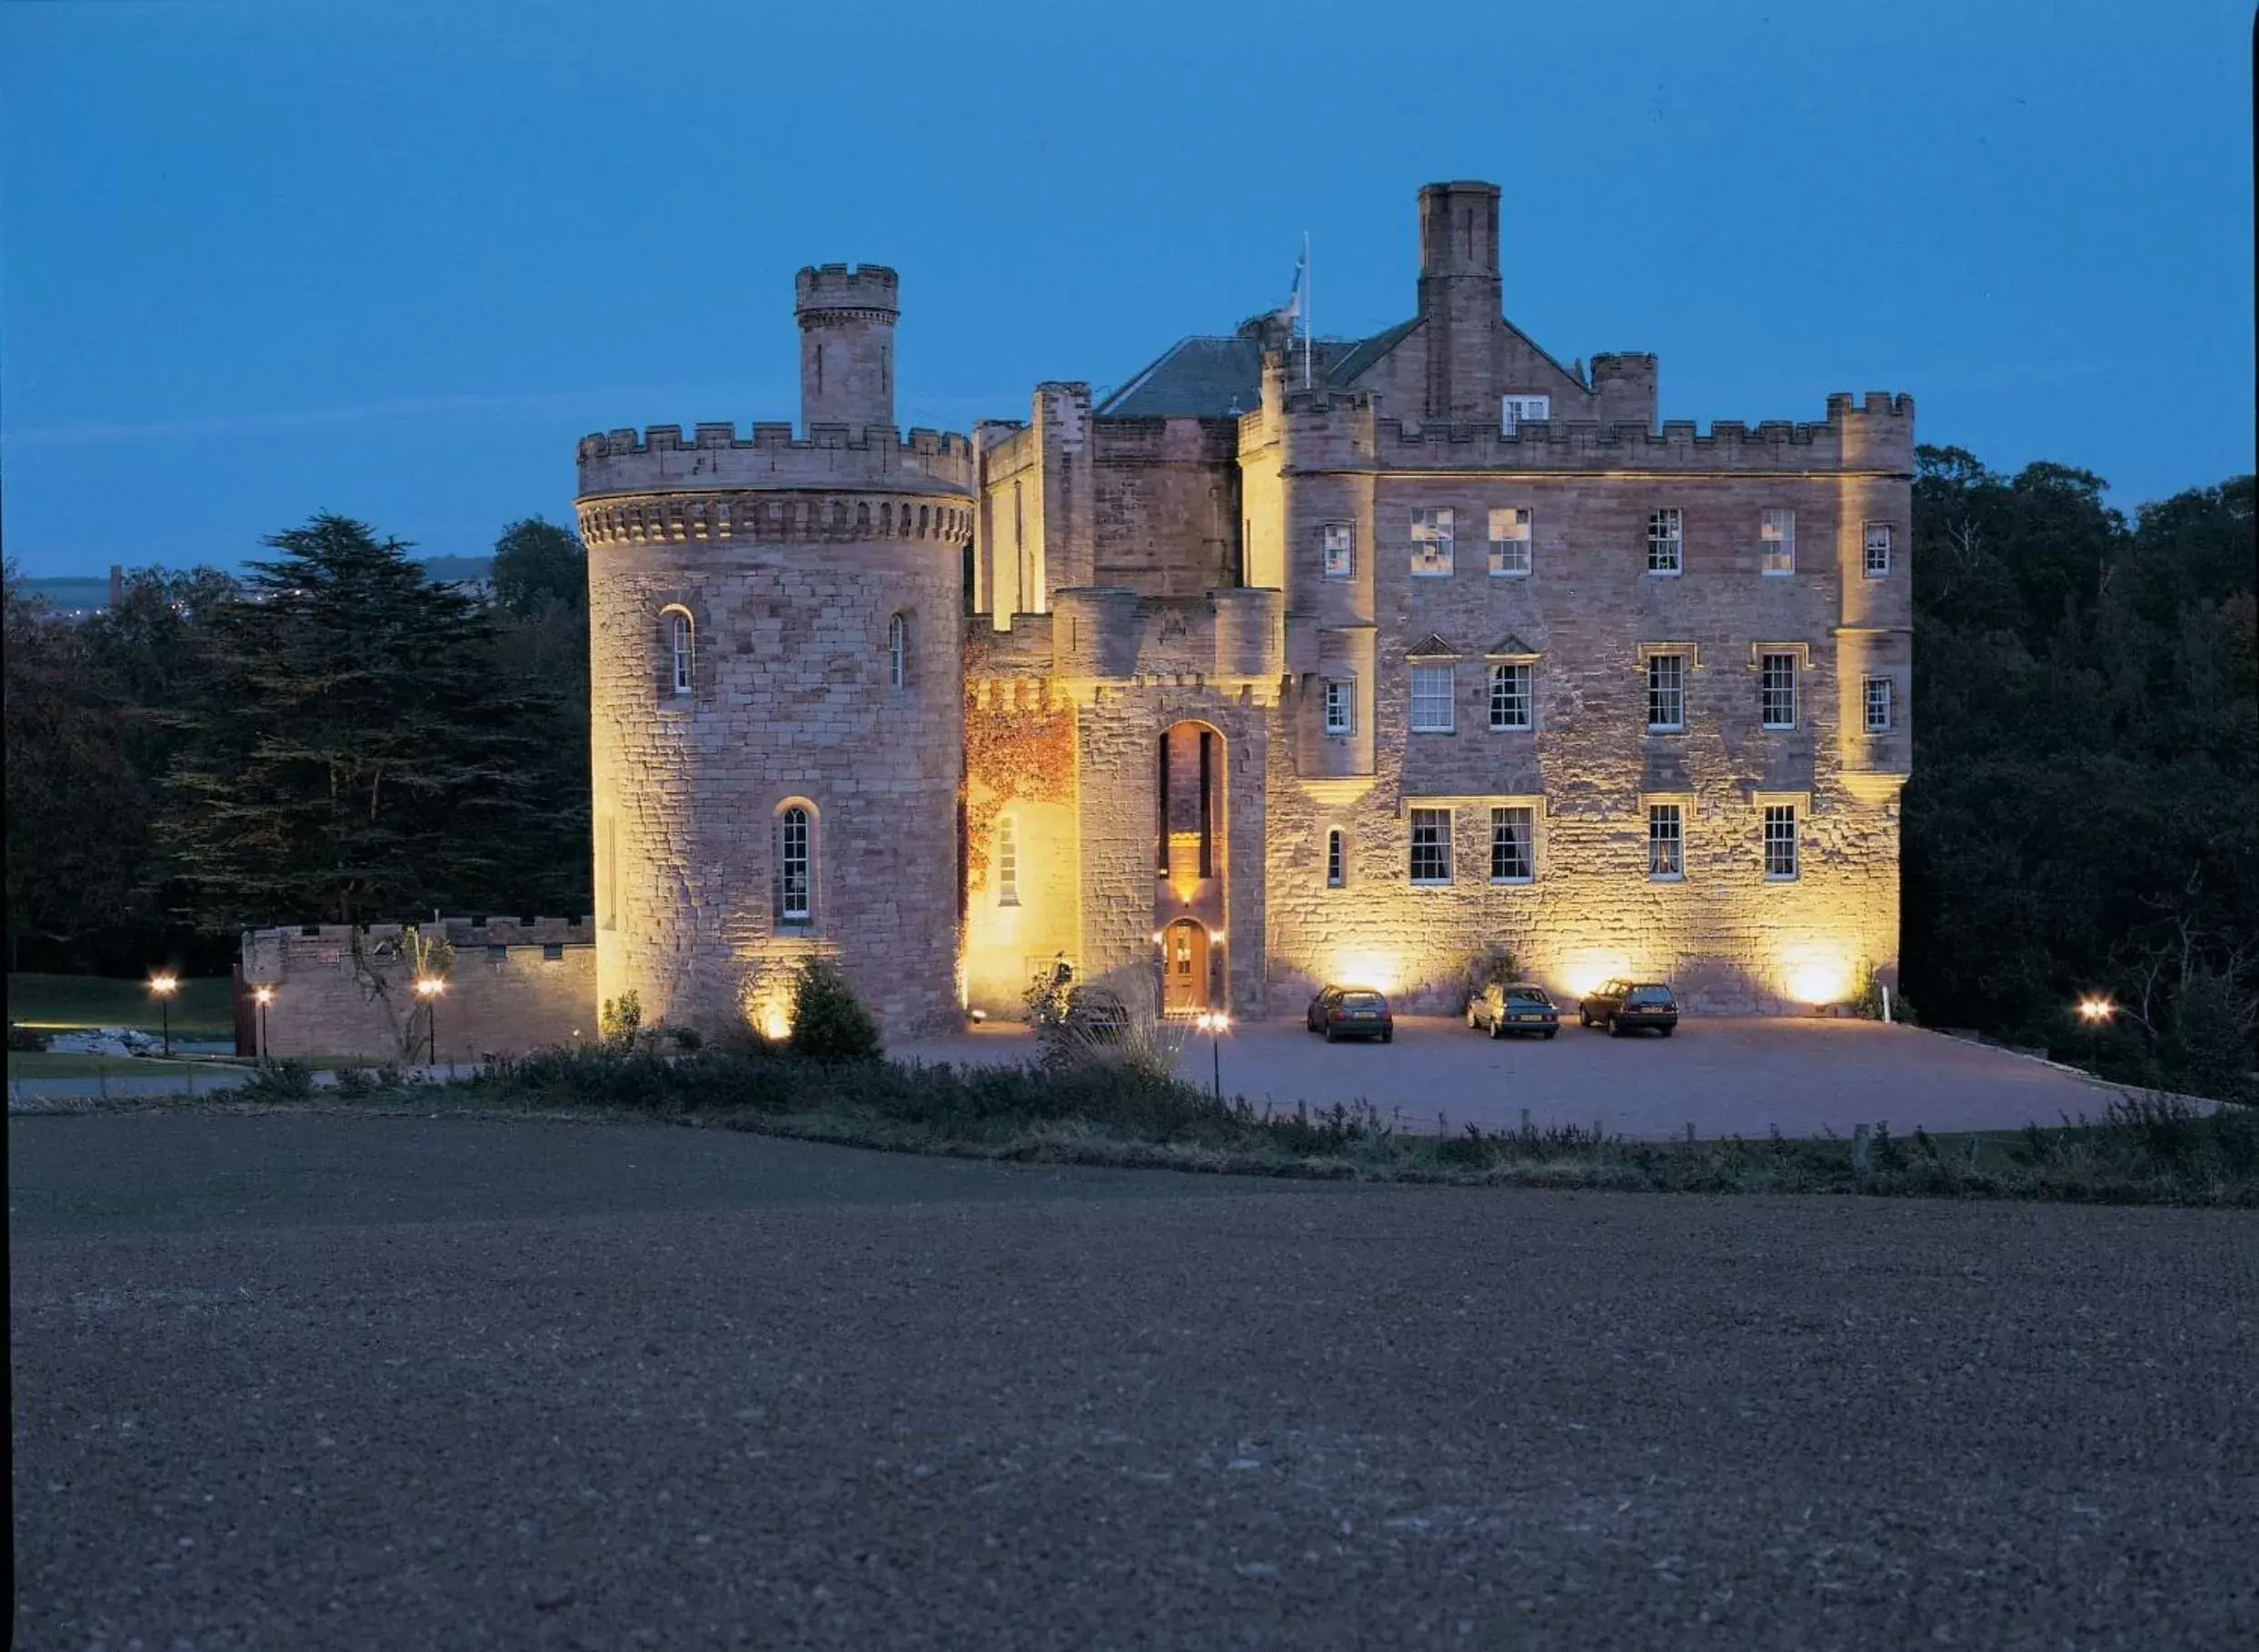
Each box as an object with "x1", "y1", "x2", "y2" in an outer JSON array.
[{"x1": 575, "y1": 263, "x2": 971, "y2": 1041}]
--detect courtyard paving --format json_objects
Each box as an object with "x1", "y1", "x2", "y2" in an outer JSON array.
[{"x1": 899, "y1": 1015, "x2": 2143, "y2": 1140}]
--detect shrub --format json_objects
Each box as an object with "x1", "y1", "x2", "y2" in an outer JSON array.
[
  {"x1": 599, "y1": 990, "x2": 643, "y2": 1050},
  {"x1": 670, "y1": 1025, "x2": 704, "y2": 1052},
  {"x1": 1033, "y1": 962, "x2": 1188, "y2": 1080},
  {"x1": 1461, "y1": 943, "x2": 1520, "y2": 1011},
  {"x1": 241, "y1": 1059, "x2": 314, "y2": 1102},
  {"x1": 788, "y1": 958, "x2": 881, "y2": 1065},
  {"x1": 7, "y1": 1023, "x2": 51, "y2": 1052}
]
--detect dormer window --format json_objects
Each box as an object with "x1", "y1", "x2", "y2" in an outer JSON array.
[{"x1": 1502, "y1": 395, "x2": 1551, "y2": 431}]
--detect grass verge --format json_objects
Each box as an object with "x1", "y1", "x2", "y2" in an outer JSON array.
[
  {"x1": 7, "y1": 972, "x2": 235, "y2": 1040},
  {"x1": 198, "y1": 1043, "x2": 2259, "y2": 1208}
]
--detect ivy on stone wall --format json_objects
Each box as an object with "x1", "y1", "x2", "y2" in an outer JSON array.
[{"x1": 961, "y1": 685, "x2": 1075, "y2": 887}]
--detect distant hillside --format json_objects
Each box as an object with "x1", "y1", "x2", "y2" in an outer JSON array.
[{"x1": 16, "y1": 557, "x2": 493, "y2": 613}]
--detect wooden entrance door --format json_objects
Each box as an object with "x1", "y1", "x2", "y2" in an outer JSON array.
[{"x1": 1161, "y1": 920, "x2": 1209, "y2": 1014}]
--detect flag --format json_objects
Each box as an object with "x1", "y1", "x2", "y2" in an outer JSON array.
[{"x1": 1277, "y1": 248, "x2": 1305, "y2": 328}]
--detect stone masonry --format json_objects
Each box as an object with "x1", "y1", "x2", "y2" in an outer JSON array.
[{"x1": 554, "y1": 179, "x2": 1911, "y2": 1043}]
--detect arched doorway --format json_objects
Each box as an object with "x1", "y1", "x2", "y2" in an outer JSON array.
[{"x1": 1161, "y1": 918, "x2": 1210, "y2": 1014}]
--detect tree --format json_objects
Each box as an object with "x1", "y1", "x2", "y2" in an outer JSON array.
[
  {"x1": 2, "y1": 566, "x2": 148, "y2": 967},
  {"x1": 160, "y1": 515, "x2": 552, "y2": 929},
  {"x1": 491, "y1": 517, "x2": 586, "y2": 618}
]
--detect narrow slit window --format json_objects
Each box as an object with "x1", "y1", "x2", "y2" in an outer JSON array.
[
  {"x1": 996, "y1": 816, "x2": 1020, "y2": 906},
  {"x1": 669, "y1": 612, "x2": 693, "y2": 696},
  {"x1": 889, "y1": 613, "x2": 909, "y2": 690},
  {"x1": 1326, "y1": 829, "x2": 1344, "y2": 888},
  {"x1": 778, "y1": 807, "x2": 812, "y2": 923}
]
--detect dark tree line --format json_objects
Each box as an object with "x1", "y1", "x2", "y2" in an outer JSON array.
[
  {"x1": 3, "y1": 515, "x2": 592, "y2": 974},
  {"x1": 1904, "y1": 451, "x2": 2255, "y2": 1096},
  {"x1": 4, "y1": 464, "x2": 2254, "y2": 1095}
]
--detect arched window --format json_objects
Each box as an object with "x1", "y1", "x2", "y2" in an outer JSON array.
[
  {"x1": 1326, "y1": 829, "x2": 1345, "y2": 888},
  {"x1": 776, "y1": 804, "x2": 813, "y2": 926},
  {"x1": 663, "y1": 607, "x2": 693, "y2": 697},
  {"x1": 889, "y1": 612, "x2": 909, "y2": 691},
  {"x1": 997, "y1": 816, "x2": 1020, "y2": 907}
]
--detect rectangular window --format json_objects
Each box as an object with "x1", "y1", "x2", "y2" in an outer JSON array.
[
  {"x1": 1864, "y1": 676, "x2": 1894, "y2": 732},
  {"x1": 1488, "y1": 508, "x2": 1532, "y2": 577},
  {"x1": 1647, "y1": 803, "x2": 1684, "y2": 881},
  {"x1": 1760, "y1": 508, "x2": 1796, "y2": 576},
  {"x1": 1410, "y1": 507, "x2": 1455, "y2": 576},
  {"x1": 1488, "y1": 662, "x2": 1531, "y2": 730},
  {"x1": 1323, "y1": 679, "x2": 1354, "y2": 736},
  {"x1": 1489, "y1": 807, "x2": 1534, "y2": 882},
  {"x1": 1759, "y1": 652, "x2": 1798, "y2": 730},
  {"x1": 1501, "y1": 395, "x2": 1552, "y2": 429},
  {"x1": 1647, "y1": 652, "x2": 1687, "y2": 731},
  {"x1": 1326, "y1": 829, "x2": 1344, "y2": 888},
  {"x1": 1764, "y1": 804, "x2": 1799, "y2": 880},
  {"x1": 541, "y1": 942, "x2": 565, "y2": 963},
  {"x1": 996, "y1": 817, "x2": 1020, "y2": 907},
  {"x1": 1409, "y1": 807, "x2": 1454, "y2": 884},
  {"x1": 1321, "y1": 522, "x2": 1354, "y2": 580},
  {"x1": 1647, "y1": 508, "x2": 1683, "y2": 574},
  {"x1": 1410, "y1": 665, "x2": 1456, "y2": 732},
  {"x1": 1864, "y1": 522, "x2": 1893, "y2": 578}
]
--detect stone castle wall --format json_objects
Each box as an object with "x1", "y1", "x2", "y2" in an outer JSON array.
[
  {"x1": 240, "y1": 919, "x2": 596, "y2": 1062},
  {"x1": 582, "y1": 464, "x2": 969, "y2": 1040}
]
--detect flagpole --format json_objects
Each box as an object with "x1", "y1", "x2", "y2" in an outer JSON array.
[{"x1": 1301, "y1": 231, "x2": 1312, "y2": 388}]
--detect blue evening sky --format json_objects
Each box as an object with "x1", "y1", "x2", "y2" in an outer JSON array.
[{"x1": 1, "y1": 0, "x2": 2250, "y2": 577}]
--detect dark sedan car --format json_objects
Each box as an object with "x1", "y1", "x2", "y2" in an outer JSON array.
[
  {"x1": 1306, "y1": 986, "x2": 1394, "y2": 1043},
  {"x1": 1577, "y1": 980, "x2": 1679, "y2": 1036},
  {"x1": 1467, "y1": 981, "x2": 1559, "y2": 1039}
]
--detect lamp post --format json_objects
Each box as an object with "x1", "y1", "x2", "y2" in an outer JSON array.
[
  {"x1": 1196, "y1": 1010, "x2": 1229, "y2": 1105},
  {"x1": 254, "y1": 985, "x2": 274, "y2": 1063},
  {"x1": 414, "y1": 977, "x2": 446, "y2": 1069},
  {"x1": 2075, "y1": 994, "x2": 2115, "y2": 1071},
  {"x1": 149, "y1": 972, "x2": 178, "y2": 1058}
]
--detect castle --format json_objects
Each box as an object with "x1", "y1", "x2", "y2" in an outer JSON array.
[{"x1": 575, "y1": 180, "x2": 1913, "y2": 1040}]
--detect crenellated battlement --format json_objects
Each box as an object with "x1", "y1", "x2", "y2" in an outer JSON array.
[
  {"x1": 575, "y1": 421, "x2": 977, "y2": 498},
  {"x1": 1253, "y1": 390, "x2": 1915, "y2": 473},
  {"x1": 794, "y1": 262, "x2": 900, "y2": 318}
]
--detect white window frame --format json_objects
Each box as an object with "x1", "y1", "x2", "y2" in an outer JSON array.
[
  {"x1": 1487, "y1": 507, "x2": 1532, "y2": 578},
  {"x1": 1647, "y1": 652, "x2": 1687, "y2": 732},
  {"x1": 1409, "y1": 665, "x2": 1456, "y2": 733},
  {"x1": 1864, "y1": 676, "x2": 1895, "y2": 732},
  {"x1": 1325, "y1": 828, "x2": 1345, "y2": 889},
  {"x1": 1501, "y1": 394, "x2": 1551, "y2": 430},
  {"x1": 995, "y1": 815, "x2": 1020, "y2": 907},
  {"x1": 1760, "y1": 508, "x2": 1796, "y2": 576},
  {"x1": 668, "y1": 610, "x2": 693, "y2": 697},
  {"x1": 778, "y1": 805, "x2": 813, "y2": 923},
  {"x1": 1489, "y1": 806, "x2": 1535, "y2": 884},
  {"x1": 1408, "y1": 807, "x2": 1454, "y2": 885},
  {"x1": 1488, "y1": 662, "x2": 1531, "y2": 731},
  {"x1": 1759, "y1": 652, "x2": 1798, "y2": 731},
  {"x1": 1647, "y1": 508, "x2": 1683, "y2": 575},
  {"x1": 1322, "y1": 679, "x2": 1355, "y2": 737},
  {"x1": 888, "y1": 612, "x2": 909, "y2": 691},
  {"x1": 1863, "y1": 522, "x2": 1893, "y2": 579},
  {"x1": 1321, "y1": 522, "x2": 1354, "y2": 580},
  {"x1": 1410, "y1": 507, "x2": 1455, "y2": 577},
  {"x1": 1763, "y1": 804, "x2": 1799, "y2": 881},
  {"x1": 1647, "y1": 802, "x2": 1685, "y2": 881}
]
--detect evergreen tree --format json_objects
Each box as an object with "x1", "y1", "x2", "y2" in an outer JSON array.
[{"x1": 161, "y1": 515, "x2": 552, "y2": 928}]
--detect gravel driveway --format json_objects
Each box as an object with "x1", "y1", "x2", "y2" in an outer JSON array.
[
  {"x1": 11, "y1": 1113, "x2": 2256, "y2": 1650},
  {"x1": 900, "y1": 1015, "x2": 2141, "y2": 1139}
]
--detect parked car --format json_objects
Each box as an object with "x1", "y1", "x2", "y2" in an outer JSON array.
[
  {"x1": 1306, "y1": 986, "x2": 1394, "y2": 1043},
  {"x1": 1577, "y1": 980, "x2": 1679, "y2": 1037},
  {"x1": 1467, "y1": 981, "x2": 1559, "y2": 1039}
]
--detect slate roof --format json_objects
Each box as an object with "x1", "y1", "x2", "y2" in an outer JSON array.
[{"x1": 1096, "y1": 319, "x2": 1422, "y2": 418}]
